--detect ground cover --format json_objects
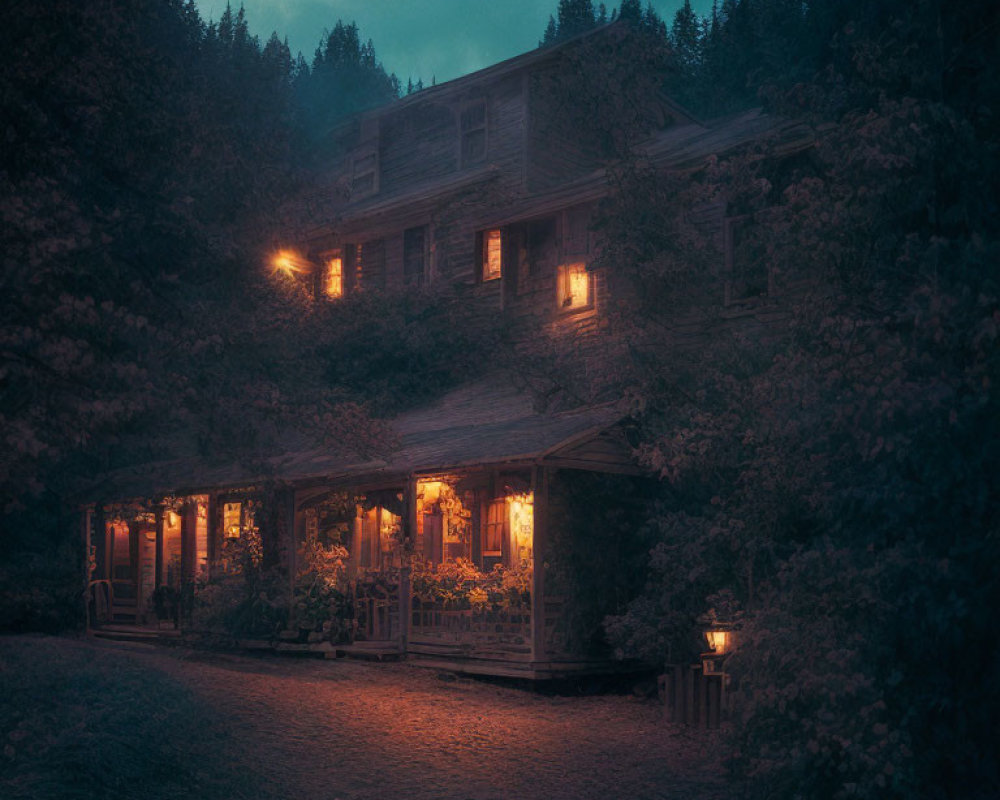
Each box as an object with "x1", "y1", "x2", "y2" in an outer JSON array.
[{"x1": 1, "y1": 635, "x2": 728, "y2": 799}]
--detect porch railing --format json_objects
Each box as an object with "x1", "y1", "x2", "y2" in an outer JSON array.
[
  {"x1": 410, "y1": 596, "x2": 531, "y2": 646},
  {"x1": 351, "y1": 574, "x2": 399, "y2": 642},
  {"x1": 88, "y1": 579, "x2": 113, "y2": 624}
]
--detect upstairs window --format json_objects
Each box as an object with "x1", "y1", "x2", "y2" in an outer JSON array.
[
  {"x1": 557, "y1": 262, "x2": 591, "y2": 311},
  {"x1": 527, "y1": 217, "x2": 557, "y2": 277},
  {"x1": 324, "y1": 256, "x2": 343, "y2": 298},
  {"x1": 479, "y1": 228, "x2": 502, "y2": 281},
  {"x1": 403, "y1": 226, "x2": 428, "y2": 286},
  {"x1": 460, "y1": 100, "x2": 487, "y2": 167}
]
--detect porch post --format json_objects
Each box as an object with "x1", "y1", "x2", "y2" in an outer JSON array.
[
  {"x1": 400, "y1": 476, "x2": 416, "y2": 653},
  {"x1": 82, "y1": 505, "x2": 94, "y2": 630},
  {"x1": 286, "y1": 488, "x2": 299, "y2": 630},
  {"x1": 181, "y1": 500, "x2": 197, "y2": 626},
  {"x1": 154, "y1": 506, "x2": 164, "y2": 588},
  {"x1": 96, "y1": 505, "x2": 110, "y2": 583},
  {"x1": 181, "y1": 501, "x2": 195, "y2": 586},
  {"x1": 530, "y1": 464, "x2": 549, "y2": 664},
  {"x1": 206, "y1": 493, "x2": 219, "y2": 578}
]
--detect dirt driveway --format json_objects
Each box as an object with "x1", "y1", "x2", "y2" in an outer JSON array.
[{"x1": 6, "y1": 636, "x2": 730, "y2": 800}]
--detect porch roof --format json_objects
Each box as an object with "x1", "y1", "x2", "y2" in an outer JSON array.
[{"x1": 94, "y1": 378, "x2": 628, "y2": 501}]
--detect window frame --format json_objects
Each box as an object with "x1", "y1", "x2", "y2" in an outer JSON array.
[
  {"x1": 350, "y1": 141, "x2": 379, "y2": 199},
  {"x1": 323, "y1": 254, "x2": 344, "y2": 299},
  {"x1": 458, "y1": 98, "x2": 488, "y2": 168},
  {"x1": 478, "y1": 228, "x2": 503, "y2": 282},
  {"x1": 482, "y1": 498, "x2": 505, "y2": 558},
  {"x1": 403, "y1": 225, "x2": 429, "y2": 287},
  {"x1": 556, "y1": 261, "x2": 593, "y2": 313}
]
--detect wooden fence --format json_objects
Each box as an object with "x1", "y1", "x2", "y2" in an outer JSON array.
[{"x1": 659, "y1": 663, "x2": 729, "y2": 728}]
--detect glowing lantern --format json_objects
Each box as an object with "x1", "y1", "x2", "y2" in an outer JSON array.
[{"x1": 270, "y1": 249, "x2": 309, "y2": 277}]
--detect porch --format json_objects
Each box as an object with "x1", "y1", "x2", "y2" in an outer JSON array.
[{"x1": 84, "y1": 378, "x2": 649, "y2": 678}]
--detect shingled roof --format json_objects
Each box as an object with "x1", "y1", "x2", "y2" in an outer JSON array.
[{"x1": 92, "y1": 377, "x2": 627, "y2": 501}]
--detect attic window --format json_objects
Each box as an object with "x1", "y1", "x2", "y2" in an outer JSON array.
[
  {"x1": 351, "y1": 145, "x2": 378, "y2": 197},
  {"x1": 557, "y1": 262, "x2": 591, "y2": 311},
  {"x1": 324, "y1": 257, "x2": 343, "y2": 298},
  {"x1": 480, "y1": 229, "x2": 502, "y2": 281},
  {"x1": 460, "y1": 100, "x2": 487, "y2": 167}
]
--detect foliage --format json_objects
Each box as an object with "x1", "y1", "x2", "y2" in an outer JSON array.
[
  {"x1": 594, "y1": 0, "x2": 999, "y2": 796},
  {"x1": 0, "y1": 0, "x2": 424, "y2": 632},
  {"x1": 546, "y1": 471, "x2": 654, "y2": 656},
  {"x1": 410, "y1": 558, "x2": 531, "y2": 612},
  {"x1": 292, "y1": 535, "x2": 348, "y2": 632},
  {"x1": 0, "y1": 636, "x2": 265, "y2": 799},
  {"x1": 192, "y1": 525, "x2": 287, "y2": 638},
  {"x1": 533, "y1": 20, "x2": 675, "y2": 161}
]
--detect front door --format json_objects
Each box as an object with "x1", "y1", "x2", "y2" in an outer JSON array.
[{"x1": 109, "y1": 521, "x2": 139, "y2": 621}]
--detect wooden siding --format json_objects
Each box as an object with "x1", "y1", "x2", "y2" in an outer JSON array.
[{"x1": 379, "y1": 101, "x2": 456, "y2": 195}]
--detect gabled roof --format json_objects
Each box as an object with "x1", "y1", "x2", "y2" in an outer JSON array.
[
  {"x1": 360, "y1": 21, "x2": 696, "y2": 122},
  {"x1": 92, "y1": 377, "x2": 633, "y2": 502}
]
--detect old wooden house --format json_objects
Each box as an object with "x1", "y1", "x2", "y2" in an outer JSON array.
[{"x1": 84, "y1": 26, "x2": 809, "y2": 678}]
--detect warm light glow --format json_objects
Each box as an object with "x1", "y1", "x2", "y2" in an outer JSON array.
[
  {"x1": 483, "y1": 229, "x2": 502, "y2": 281},
  {"x1": 506, "y1": 492, "x2": 534, "y2": 562},
  {"x1": 418, "y1": 480, "x2": 444, "y2": 506},
  {"x1": 558, "y1": 262, "x2": 590, "y2": 309},
  {"x1": 166, "y1": 510, "x2": 179, "y2": 528},
  {"x1": 271, "y1": 249, "x2": 309, "y2": 277},
  {"x1": 705, "y1": 629, "x2": 730, "y2": 654},
  {"x1": 325, "y1": 257, "x2": 343, "y2": 298},
  {"x1": 223, "y1": 502, "x2": 241, "y2": 539}
]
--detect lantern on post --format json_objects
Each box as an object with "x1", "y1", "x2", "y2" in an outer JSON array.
[{"x1": 701, "y1": 626, "x2": 734, "y2": 675}]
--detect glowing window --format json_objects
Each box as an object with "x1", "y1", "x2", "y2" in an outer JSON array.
[
  {"x1": 483, "y1": 499, "x2": 504, "y2": 556},
  {"x1": 506, "y1": 493, "x2": 534, "y2": 564},
  {"x1": 557, "y1": 262, "x2": 590, "y2": 310},
  {"x1": 481, "y1": 229, "x2": 502, "y2": 281},
  {"x1": 223, "y1": 502, "x2": 241, "y2": 539},
  {"x1": 195, "y1": 499, "x2": 209, "y2": 576},
  {"x1": 325, "y1": 257, "x2": 343, "y2": 298}
]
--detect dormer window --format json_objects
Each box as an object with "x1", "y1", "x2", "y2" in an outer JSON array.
[
  {"x1": 351, "y1": 144, "x2": 378, "y2": 197},
  {"x1": 460, "y1": 99, "x2": 487, "y2": 167},
  {"x1": 479, "y1": 228, "x2": 502, "y2": 281}
]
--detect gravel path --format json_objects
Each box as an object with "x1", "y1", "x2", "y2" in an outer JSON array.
[{"x1": 89, "y1": 638, "x2": 730, "y2": 800}]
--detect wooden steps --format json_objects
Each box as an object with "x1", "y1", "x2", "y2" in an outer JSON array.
[
  {"x1": 332, "y1": 641, "x2": 401, "y2": 662},
  {"x1": 91, "y1": 624, "x2": 182, "y2": 645},
  {"x1": 111, "y1": 600, "x2": 139, "y2": 623}
]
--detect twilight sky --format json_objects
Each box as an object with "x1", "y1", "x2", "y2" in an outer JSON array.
[{"x1": 196, "y1": 1, "x2": 713, "y2": 85}]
